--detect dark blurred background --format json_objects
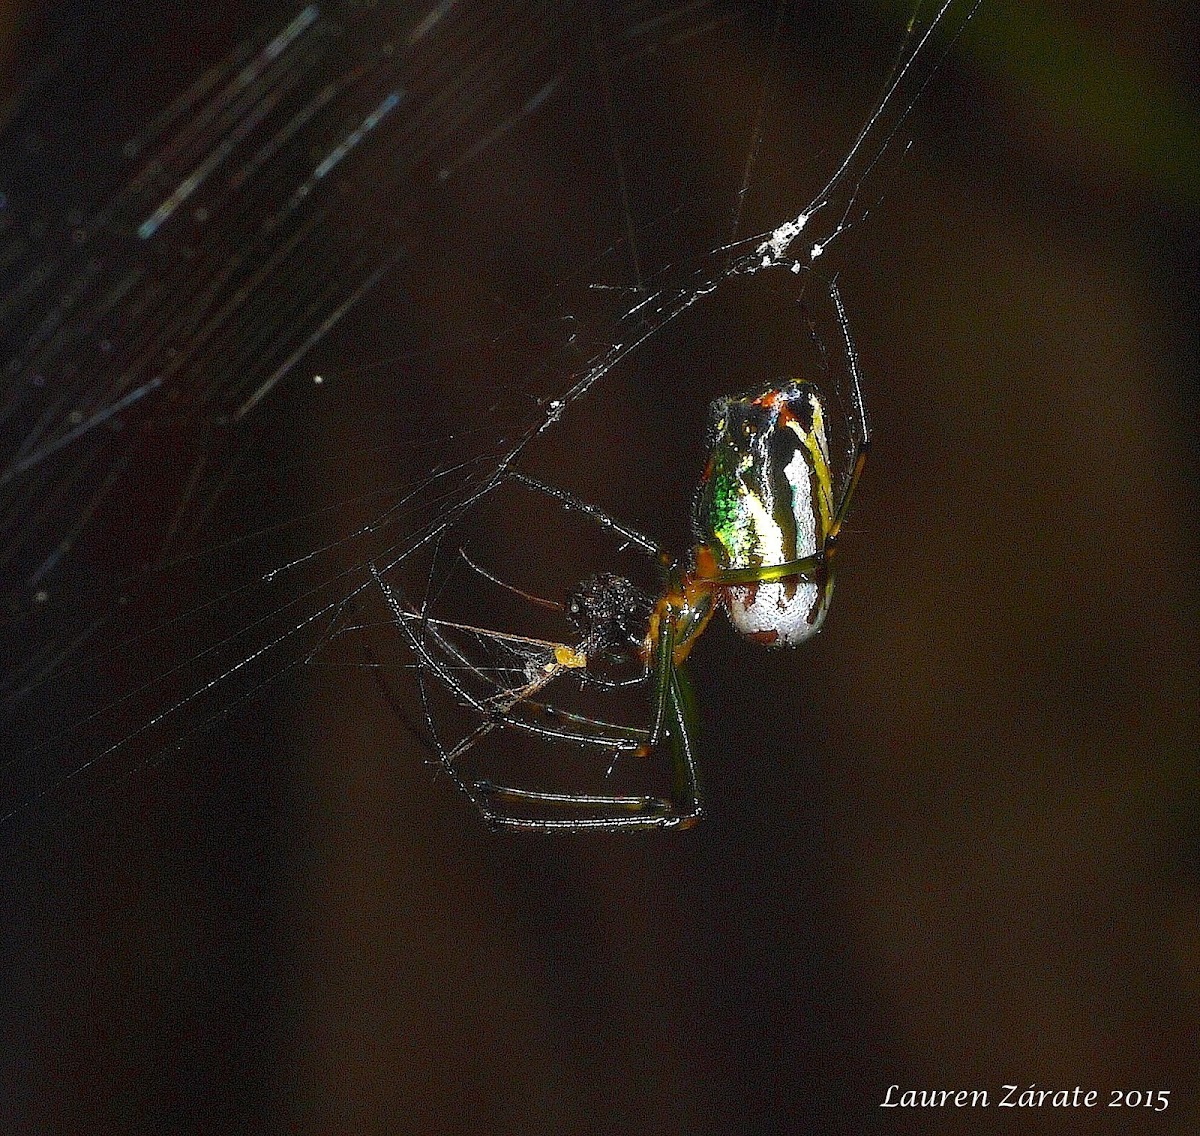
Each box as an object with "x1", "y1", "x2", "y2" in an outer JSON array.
[{"x1": 1, "y1": 1, "x2": 1197, "y2": 1133}]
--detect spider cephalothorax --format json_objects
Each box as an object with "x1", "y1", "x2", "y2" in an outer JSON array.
[{"x1": 565, "y1": 572, "x2": 654, "y2": 661}]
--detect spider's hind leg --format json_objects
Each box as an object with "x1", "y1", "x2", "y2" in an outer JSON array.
[{"x1": 827, "y1": 277, "x2": 871, "y2": 540}]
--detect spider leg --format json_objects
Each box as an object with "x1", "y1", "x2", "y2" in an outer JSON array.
[
  {"x1": 377, "y1": 565, "x2": 694, "y2": 827},
  {"x1": 505, "y1": 470, "x2": 663, "y2": 558},
  {"x1": 647, "y1": 611, "x2": 676, "y2": 747},
  {"x1": 398, "y1": 596, "x2": 701, "y2": 829},
  {"x1": 475, "y1": 615, "x2": 703, "y2": 831},
  {"x1": 453, "y1": 694, "x2": 697, "y2": 831},
  {"x1": 377, "y1": 567, "x2": 642, "y2": 747},
  {"x1": 494, "y1": 699, "x2": 646, "y2": 749},
  {"x1": 580, "y1": 665, "x2": 650, "y2": 691},
  {"x1": 476, "y1": 667, "x2": 702, "y2": 832},
  {"x1": 474, "y1": 783, "x2": 671, "y2": 815},
  {"x1": 707, "y1": 550, "x2": 826, "y2": 585},
  {"x1": 828, "y1": 276, "x2": 871, "y2": 539},
  {"x1": 456, "y1": 548, "x2": 562, "y2": 610},
  {"x1": 371, "y1": 473, "x2": 701, "y2": 830},
  {"x1": 667, "y1": 660, "x2": 703, "y2": 820}
]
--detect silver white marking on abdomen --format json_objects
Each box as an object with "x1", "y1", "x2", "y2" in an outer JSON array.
[{"x1": 725, "y1": 442, "x2": 827, "y2": 647}]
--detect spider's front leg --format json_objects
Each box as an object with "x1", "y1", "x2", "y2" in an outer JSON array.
[{"x1": 505, "y1": 471, "x2": 662, "y2": 558}]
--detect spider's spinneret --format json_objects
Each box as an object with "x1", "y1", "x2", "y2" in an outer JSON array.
[{"x1": 694, "y1": 380, "x2": 835, "y2": 647}]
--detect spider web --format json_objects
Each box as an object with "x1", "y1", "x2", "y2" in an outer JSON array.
[{"x1": 0, "y1": 0, "x2": 979, "y2": 838}]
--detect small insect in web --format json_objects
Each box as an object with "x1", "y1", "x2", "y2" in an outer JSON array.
[{"x1": 373, "y1": 282, "x2": 869, "y2": 832}]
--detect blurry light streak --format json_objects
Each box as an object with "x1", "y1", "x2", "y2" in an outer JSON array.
[{"x1": 1, "y1": 376, "x2": 163, "y2": 485}]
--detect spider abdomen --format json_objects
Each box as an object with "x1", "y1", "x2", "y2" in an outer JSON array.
[{"x1": 694, "y1": 381, "x2": 835, "y2": 647}]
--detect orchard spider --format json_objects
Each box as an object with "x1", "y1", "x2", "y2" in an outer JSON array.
[{"x1": 376, "y1": 293, "x2": 868, "y2": 831}]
